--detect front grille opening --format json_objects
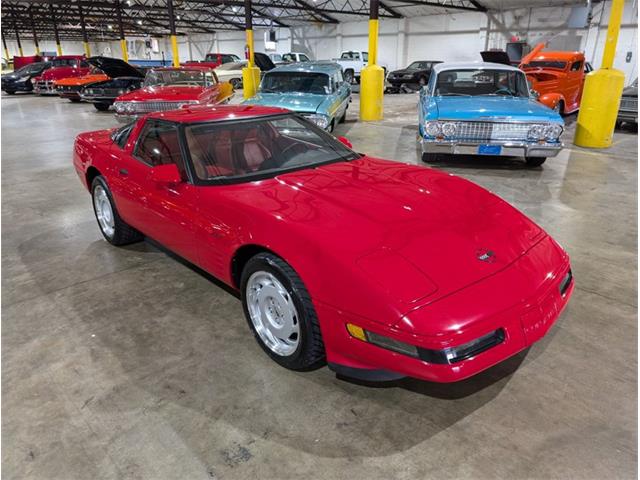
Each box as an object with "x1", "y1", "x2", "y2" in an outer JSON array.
[{"x1": 559, "y1": 269, "x2": 573, "y2": 296}]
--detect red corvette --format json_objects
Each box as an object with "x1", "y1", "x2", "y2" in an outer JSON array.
[
  {"x1": 73, "y1": 105, "x2": 574, "y2": 383},
  {"x1": 112, "y1": 66, "x2": 233, "y2": 123}
]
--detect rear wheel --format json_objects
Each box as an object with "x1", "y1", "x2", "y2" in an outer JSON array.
[
  {"x1": 525, "y1": 157, "x2": 547, "y2": 167},
  {"x1": 240, "y1": 253, "x2": 325, "y2": 371},
  {"x1": 69, "y1": 97, "x2": 82, "y2": 103},
  {"x1": 230, "y1": 78, "x2": 242, "y2": 89},
  {"x1": 91, "y1": 176, "x2": 143, "y2": 245},
  {"x1": 94, "y1": 103, "x2": 110, "y2": 111},
  {"x1": 344, "y1": 69, "x2": 354, "y2": 84},
  {"x1": 4, "y1": 90, "x2": 16, "y2": 95}
]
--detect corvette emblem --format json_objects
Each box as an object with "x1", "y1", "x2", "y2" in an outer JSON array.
[{"x1": 476, "y1": 249, "x2": 496, "y2": 263}]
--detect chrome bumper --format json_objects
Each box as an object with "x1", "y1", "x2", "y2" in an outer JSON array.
[
  {"x1": 421, "y1": 139, "x2": 563, "y2": 158},
  {"x1": 34, "y1": 81, "x2": 57, "y2": 94}
]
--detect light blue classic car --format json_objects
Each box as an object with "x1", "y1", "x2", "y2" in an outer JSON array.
[
  {"x1": 419, "y1": 62, "x2": 564, "y2": 166},
  {"x1": 244, "y1": 62, "x2": 351, "y2": 132}
]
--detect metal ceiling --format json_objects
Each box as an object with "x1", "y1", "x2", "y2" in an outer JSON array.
[{"x1": 1, "y1": 0, "x2": 490, "y2": 41}]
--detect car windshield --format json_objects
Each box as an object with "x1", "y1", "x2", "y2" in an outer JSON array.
[
  {"x1": 144, "y1": 69, "x2": 207, "y2": 87},
  {"x1": 260, "y1": 72, "x2": 330, "y2": 94},
  {"x1": 434, "y1": 69, "x2": 529, "y2": 97},
  {"x1": 51, "y1": 58, "x2": 77, "y2": 67},
  {"x1": 407, "y1": 61, "x2": 433, "y2": 70},
  {"x1": 16, "y1": 62, "x2": 50, "y2": 74},
  {"x1": 216, "y1": 61, "x2": 246, "y2": 71},
  {"x1": 340, "y1": 52, "x2": 360, "y2": 60},
  {"x1": 522, "y1": 60, "x2": 567, "y2": 70},
  {"x1": 185, "y1": 114, "x2": 358, "y2": 182}
]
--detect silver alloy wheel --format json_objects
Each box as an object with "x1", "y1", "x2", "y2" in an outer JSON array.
[
  {"x1": 246, "y1": 271, "x2": 300, "y2": 356},
  {"x1": 93, "y1": 185, "x2": 115, "y2": 238}
]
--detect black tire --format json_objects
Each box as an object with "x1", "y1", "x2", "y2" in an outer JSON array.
[
  {"x1": 4, "y1": 90, "x2": 16, "y2": 95},
  {"x1": 240, "y1": 253, "x2": 326, "y2": 371},
  {"x1": 328, "y1": 119, "x2": 335, "y2": 133},
  {"x1": 91, "y1": 176, "x2": 143, "y2": 246},
  {"x1": 344, "y1": 69, "x2": 354, "y2": 84},
  {"x1": 69, "y1": 97, "x2": 82, "y2": 103},
  {"x1": 525, "y1": 157, "x2": 547, "y2": 167},
  {"x1": 94, "y1": 102, "x2": 110, "y2": 111},
  {"x1": 554, "y1": 100, "x2": 564, "y2": 115},
  {"x1": 230, "y1": 78, "x2": 242, "y2": 89},
  {"x1": 338, "y1": 109, "x2": 347, "y2": 124},
  {"x1": 418, "y1": 76, "x2": 428, "y2": 86},
  {"x1": 422, "y1": 152, "x2": 439, "y2": 163}
]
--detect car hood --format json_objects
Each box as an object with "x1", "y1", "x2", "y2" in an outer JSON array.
[
  {"x1": 55, "y1": 74, "x2": 110, "y2": 86},
  {"x1": 246, "y1": 92, "x2": 325, "y2": 113},
  {"x1": 623, "y1": 85, "x2": 638, "y2": 97},
  {"x1": 390, "y1": 68, "x2": 421, "y2": 76},
  {"x1": 216, "y1": 157, "x2": 544, "y2": 310},
  {"x1": 39, "y1": 67, "x2": 85, "y2": 80},
  {"x1": 434, "y1": 96, "x2": 559, "y2": 122},
  {"x1": 116, "y1": 84, "x2": 205, "y2": 102}
]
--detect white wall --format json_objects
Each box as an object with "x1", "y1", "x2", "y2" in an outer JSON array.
[{"x1": 4, "y1": 0, "x2": 637, "y2": 83}]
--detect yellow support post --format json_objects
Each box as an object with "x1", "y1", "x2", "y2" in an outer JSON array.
[
  {"x1": 120, "y1": 39, "x2": 129, "y2": 63},
  {"x1": 56, "y1": 43, "x2": 62, "y2": 56},
  {"x1": 3, "y1": 48, "x2": 9, "y2": 61},
  {"x1": 83, "y1": 42, "x2": 91, "y2": 57},
  {"x1": 241, "y1": 3, "x2": 261, "y2": 99},
  {"x1": 360, "y1": 0, "x2": 384, "y2": 121},
  {"x1": 574, "y1": 0, "x2": 626, "y2": 148},
  {"x1": 171, "y1": 35, "x2": 180, "y2": 67}
]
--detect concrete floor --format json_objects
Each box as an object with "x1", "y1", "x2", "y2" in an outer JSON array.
[{"x1": 2, "y1": 90, "x2": 637, "y2": 480}]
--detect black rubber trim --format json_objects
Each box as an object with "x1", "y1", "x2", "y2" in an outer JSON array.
[
  {"x1": 417, "y1": 329, "x2": 505, "y2": 365},
  {"x1": 328, "y1": 363, "x2": 406, "y2": 382},
  {"x1": 559, "y1": 269, "x2": 573, "y2": 296}
]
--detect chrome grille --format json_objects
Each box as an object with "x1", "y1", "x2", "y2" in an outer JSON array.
[
  {"x1": 620, "y1": 97, "x2": 638, "y2": 112},
  {"x1": 127, "y1": 101, "x2": 187, "y2": 113},
  {"x1": 453, "y1": 121, "x2": 532, "y2": 141}
]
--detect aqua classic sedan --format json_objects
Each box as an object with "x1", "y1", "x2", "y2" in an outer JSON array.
[
  {"x1": 244, "y1": 62, "x2": 350, "y2": 132},
  {"x1": 419, "y1": 62, "x2": 564, "y2": 166}
]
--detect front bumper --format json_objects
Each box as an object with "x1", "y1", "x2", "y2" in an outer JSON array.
[
  {"x1": 319, "y1": 236, "x2": 573, "y2": 383},
  {"x1": 57, "y1": 87, "x2": 82, "y2": 99},
  {"x1": 2, "y1": 81, "x2": 32, "y2": 92},
  {"x1": 79, "y1": 94, "x2": 116, "y2": 104},
  {"x1": 33, "y1": 80, "x2": 57, "y2": 94},
  {"x1": 421, "y1": 139, "x2": 563, "y2": 158}
]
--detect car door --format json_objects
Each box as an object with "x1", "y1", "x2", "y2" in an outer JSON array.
[{"x1": 129, "y1": 119, "x2": 202, "y2": 263}]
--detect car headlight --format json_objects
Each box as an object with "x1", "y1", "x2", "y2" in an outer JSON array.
[
  {"x1": 424, "y1": 120, "x2": 442, "y2": 137},
  {"x1": 527, "y1": 124, "x2": 545, "y2": 140},
  {"x1": 303, "y1": 114, "x2": 330, "y2": 130},
  {"x1": 114, "y1": 102, "x2": 126, "y2": 113},
  {"x1": 441, "y1": 122, "x2": 457, "y2": 137},
  {"x1": 544, "y1": 123, "x2": 563, "y2": 141},
  {"x1": 18, "y1": 76, "x2": 30, "y2": 82}
]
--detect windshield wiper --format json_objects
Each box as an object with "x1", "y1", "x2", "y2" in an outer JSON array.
[{"x1": 439, "y1": 93, "x2": 471, "y2": 96}]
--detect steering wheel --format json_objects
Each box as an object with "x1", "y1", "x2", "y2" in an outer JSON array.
[
  {"x1": 494, "y1": 88, "x2": 512, "y2": 95},
  {"x1": 280, "y1": 142, "x2": 307, "y2": 160}
]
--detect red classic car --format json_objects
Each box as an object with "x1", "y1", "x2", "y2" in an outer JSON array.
[
  {"x1": 182, "y1": 52, "x2": 241, "y2": 69},
  {"x1": 520, "y1": 44, "x2": 593, "y2": 114},
  {"x1": 112, "y1": 66, "x2": 233, "y2": 122},
  {"x1": 73, "y1": 105, "x2": 574, "y2": 383},
  {"x1": 32, "y1": 55, "x2": 90, "y2": 94}
]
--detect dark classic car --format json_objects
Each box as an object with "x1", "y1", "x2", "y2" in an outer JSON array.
[
  {"x1": 79, "y1": 59, "x2": 145, "y2": 111},
  {"x1": 1, "y1": 61, "x2": 51, "y2": 94},
  {"x1": 617, "y1": 78, "x2": 637, "y2": 125},
  {"x1": 386, "y1": 61, "x2": 442, "y2": 93}
]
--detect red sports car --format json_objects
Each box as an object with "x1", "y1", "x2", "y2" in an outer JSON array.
[
  {"x1": 112, "y1": 66, "x2": 233, "y2": 123},
  {"x1": 73, "y1": 105, "x2": 574, "y2": 383}
]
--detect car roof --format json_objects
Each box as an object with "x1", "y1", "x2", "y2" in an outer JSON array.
[
  {"x1": 268, "y1": 62, "x2": 341, "y2": 74},
  {"x1": 433, "y1": 62, "x2": 523, "y2": 73},
  {"x1": 528, "y1": 51, "x2": 584, "y2": 62},
  {"x1": 145, "y1": 104, "x2": 291, "y2": 123},
  {"x1": 154, "y1": 65, "x2": 214, "y2": 72}
]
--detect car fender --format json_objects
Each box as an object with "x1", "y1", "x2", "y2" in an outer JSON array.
[{"x1": 538, "y1": 92, "x2": 564, "y2": 111}]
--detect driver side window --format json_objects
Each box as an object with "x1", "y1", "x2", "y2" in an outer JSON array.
[{"x1": 134, "y1": 121, "x2": 186, "y2": 176}]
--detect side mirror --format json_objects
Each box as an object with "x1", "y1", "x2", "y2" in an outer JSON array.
[
  {"x1": 149, "y1": 164, "x2": 182, "y2": 185},
  {"x1": 337, "y1": 136, "x2": 352, "y2": 149},
  {"x1": 530, "y1": 89, "x2": 540, "y2": 100}
]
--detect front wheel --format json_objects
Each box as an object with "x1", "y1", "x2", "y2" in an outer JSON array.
[
  {"x1": 91, "y1": 176, "x2": 143, "y2": 245},
  {"x1": 525, "y1": 156, "x2": 546, "y2": 167},
  {"x1": 241, "y1": 253, "x2": 325, "y2": 371},
  {"x1": 94, "y1": 102, "x2": 110, "y2": 111},
  {"x1": 4, "y1": 90, "x2": 16, "y2": 95},
  {"x1": 69, "y1": 97, "x2": 82, "y2": 103}
]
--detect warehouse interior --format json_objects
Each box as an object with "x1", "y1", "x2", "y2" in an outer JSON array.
[{"x1": 1, "y1": 0, "x2": 638, "y2": 479}]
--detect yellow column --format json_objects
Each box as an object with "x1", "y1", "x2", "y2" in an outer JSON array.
[
  {"x1": 4, "y1": 48, "x2": 9, "y2": 61},
  {"x1": 171, "y1": 35, "x2": 180, "y2": 67},
  {"x1": 35, "y1": 45, "x2": 41, "y2": 56},
  {"x1": 56, "y1": 43, "x2": 62, "y2": 56},
  {"x1": 83, "y1": 41, "x2": 91, "y2": 57},
  {"x1": 360, "y1": 18, "x2": 384, "y2": 121},
  {"x1": 574, "y1": 0, "x2": 625, "y2": 148},
  {"x1": 120, "y1": 39, "x2": 129, "y2": 62},
  {"x1": 242, "y1": 29, "x2": 261, "y2": 99}
]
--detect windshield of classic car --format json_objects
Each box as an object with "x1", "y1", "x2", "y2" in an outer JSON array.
[
  {"x1": 522, "y1": 60, "x2": 567, "y2": 70},
  {"x1": 407, "y1": 61, "x2": 434, "y2": 70},
  {"x1": 185, "y1": 115, "x2": 357, "y2": 182},
  {"x1": 260, "y1": 72, "x2": 331, "y2": 94},
  {"x1": 144, "y1": 69, "x2": 214, "y2": 87},
  {"x1": 434, "y1": 69, "x2": 529, "y2": 97}
]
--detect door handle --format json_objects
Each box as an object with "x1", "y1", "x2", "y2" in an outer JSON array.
[{"x1": 119, "y1": 168, "x2": 129, "y2": 176}]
